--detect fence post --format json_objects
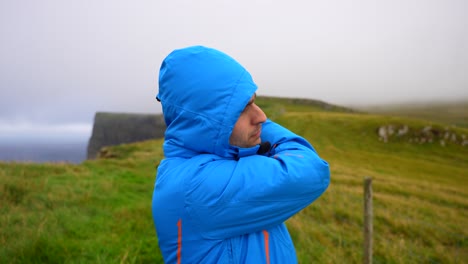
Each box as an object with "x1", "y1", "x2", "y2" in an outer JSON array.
[{"x1": 364, "y1": 177, "x2": 373, "y2": 264}]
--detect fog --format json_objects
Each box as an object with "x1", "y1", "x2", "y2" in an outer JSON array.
[{"x1": 1, "y1": 0, "x2": 467, "y2": 137}]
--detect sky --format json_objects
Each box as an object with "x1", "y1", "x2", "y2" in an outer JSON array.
[{"x1": 0, "y1": 0, "x2": 467, "y2": 138}]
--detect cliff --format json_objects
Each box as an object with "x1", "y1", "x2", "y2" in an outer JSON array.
[{"x1": 87, "y1": 112, "x2": 166, "y2": 159}]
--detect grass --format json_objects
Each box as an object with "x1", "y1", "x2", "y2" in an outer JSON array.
[
  {"x1": 1, "y1": 143, "x2": 165, "y2": 263},
  {"x1": 276, "y1": 111, "x2": 467, "y2": 263},
  {"x1": 1, "y1": 97, "x2": 467, "y2": 263}
]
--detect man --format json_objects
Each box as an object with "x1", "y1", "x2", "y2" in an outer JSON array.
[{"x1": 152, "y1": 46, "x2": 330, "y2": 263}]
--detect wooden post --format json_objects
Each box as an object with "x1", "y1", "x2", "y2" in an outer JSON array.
[{"x1": 364, "y1": 177, "x2": 373, "y2": 264}]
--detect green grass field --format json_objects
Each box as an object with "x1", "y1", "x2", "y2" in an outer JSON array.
[{"x1": 1, "y1": 97, "x2": 467, "y2": 263}]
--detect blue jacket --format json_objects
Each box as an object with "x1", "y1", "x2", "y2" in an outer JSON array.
[{"x1": 152, "y1": 46, "x2": 330, "y2": 263}]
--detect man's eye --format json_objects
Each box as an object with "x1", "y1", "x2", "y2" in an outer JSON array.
[{"x1": 241, "y1": 104, "x2": 251, "y2": 113}]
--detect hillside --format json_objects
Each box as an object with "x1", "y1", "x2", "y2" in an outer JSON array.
[
  {"x1": 1, "y1": 97, "x2": 467, "y2": 263},
  {"x1": 355, "y1": 100, "x2": 468, "y2": 128}
]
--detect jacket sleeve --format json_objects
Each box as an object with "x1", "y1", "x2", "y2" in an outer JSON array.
[{"x1": 186, "y1": 120, "x2": 330, "y2": 239}]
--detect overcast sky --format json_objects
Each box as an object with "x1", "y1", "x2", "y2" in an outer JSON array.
[{"x1": 0, "y1": 0, "x2": 467, "y2": 137}]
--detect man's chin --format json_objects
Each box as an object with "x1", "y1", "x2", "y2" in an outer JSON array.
[{"x1": 236, "y1": 138, "x2": 261, "y2": 148}]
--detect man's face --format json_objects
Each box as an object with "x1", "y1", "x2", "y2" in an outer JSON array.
[{"x1": 229, "y1": 94, "x2": 267, "y2": 148}]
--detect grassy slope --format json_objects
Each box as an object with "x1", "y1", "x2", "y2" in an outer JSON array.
[
  {"x1": 1, "y1": 98, "x2": 467, "y2": 263},
  {"x1": 0, "y1": 142, "x2": 165, "y2": 263},
  {"x1": 279, "y1": 112, "x2": 467, "y2": 263},
  {"x1": 354, "y1": 100, "x2": 468, "y2": 128}
]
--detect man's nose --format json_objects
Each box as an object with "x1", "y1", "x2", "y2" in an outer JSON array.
[{"x1": 252, "y1": 104, "x2": 267, "y2": 124}]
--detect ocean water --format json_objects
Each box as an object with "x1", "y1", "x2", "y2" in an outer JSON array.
[{"x1": 0, "y1": 139, "x2": 88, "y2": 164}]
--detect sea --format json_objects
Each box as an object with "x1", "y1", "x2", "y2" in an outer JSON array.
[
  {"x1": 0, "y1": 122, "x2": 92, "y2": 164},
  {"x1": 0, "y1": 138, "x2": 88, "y2": 164}
]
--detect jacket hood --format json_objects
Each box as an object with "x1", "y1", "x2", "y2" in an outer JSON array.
[{"x1": 157, "y1": 46, "x2": 258, "y2": 159}]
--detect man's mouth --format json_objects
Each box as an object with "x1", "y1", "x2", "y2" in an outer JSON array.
[{"x1": 252, "y1": 129, "x2": 261, "y2": 138}]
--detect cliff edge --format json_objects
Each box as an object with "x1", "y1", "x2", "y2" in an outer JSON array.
[{"x1": 87, "y1": 112, "x2": 166, "y2": 159}]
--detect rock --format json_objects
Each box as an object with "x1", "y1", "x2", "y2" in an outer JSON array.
[
  {"x1": 397, "y1": 125, "x2": 409, "y2": 136},
  {"x1": 451, "y1": 133, "x2": 457, "y2": 142},
  {"x1": 378, "y1": 126, "x2": 388, "y2": 142}
]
